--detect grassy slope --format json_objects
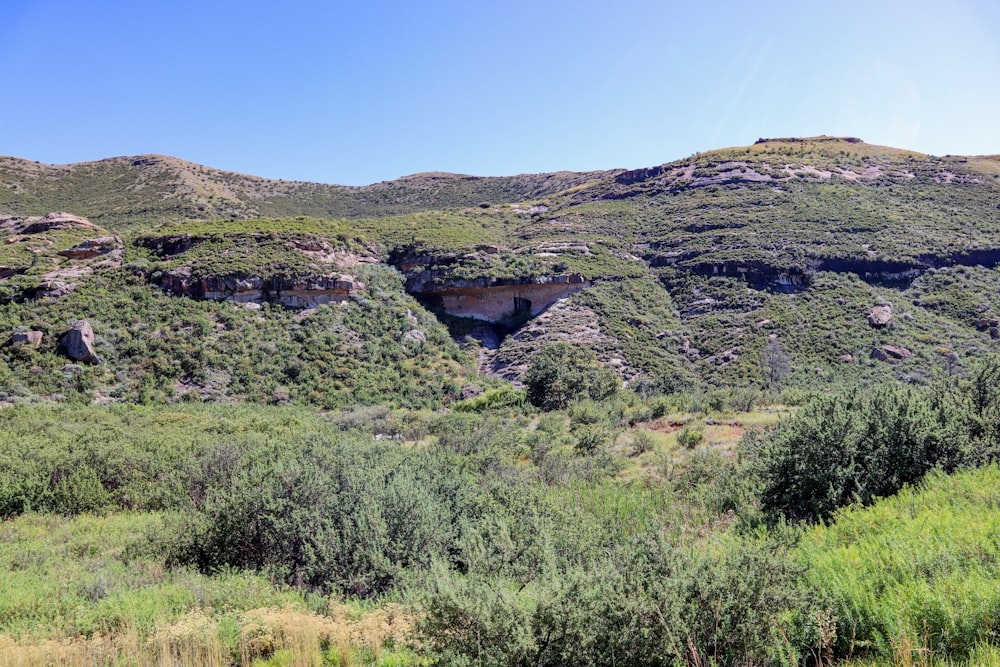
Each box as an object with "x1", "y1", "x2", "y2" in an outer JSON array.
[
  {"x1": 0, "y1": 154, "x2": 613, "y2": 233},
  {"x1": 0, "y1": 263, "x2": 476, "y2": 408}
]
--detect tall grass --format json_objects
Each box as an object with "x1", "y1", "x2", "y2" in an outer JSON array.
[
  {"x1": 0, "y1": 512, "x2": 421, "y2": 666},
  {"x1": 798, "y1": 466, "x2": 1000, "y2": 664}
]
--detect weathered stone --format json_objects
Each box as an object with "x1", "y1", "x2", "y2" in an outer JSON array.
[
  {"x1": 59, "y1": 320, "x2": 100, "y2": 364},
  {"x1": 991, "y1": 327, "x2": 1000, "y2": 340},
  {"x1": 0, "y1": 265, "x2": 25, "y2": 279},
  {"x1": 22, "y1": 212, "x2": 99, "y2": 234},
  {"x1": 868, "y1": 305, "x2": 892, "y2": 327},
  {"x1": 460, "y1": 385, "x2": 483, "y2": 400},
  {"x1": 58, "y1": 235, "x2": 122, "y2": 260},
  {"x1": 411, "y1": 274, "x2": 590, "y2": 322},
  {"x1": 9, "y1": 330, "x2": 42, "y2": 346},
  {"x1": 871, "y1": 347, "x2": 889, "y2": 362},
  {"x1": 837, "y1": 353, "x2": 854, "y2": 362},
  {"x1": 883, "y1": 344, "x2": 913, "y2": 359},
  {"x1": 157, "y1": 269, "x2": 363, "y2": 308},
  {"x1": 403, "y1": 329, "x2": 426, "y2": 343}
]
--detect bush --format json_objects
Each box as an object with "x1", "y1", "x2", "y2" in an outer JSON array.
[
  {"x1": 171, "y1": 442, "x2": 470, "y2": 596},
  {"x1": 422, "y1": 532, "x2": 804, "y2": 666},
  {"x1": 525, "y1": 343, "x2": 619, "y2": 411},
  {"x1": 631, "y1": 430, "x2": 655, "y2": 456},
  {"x1": 744, "y1": 384, "x2": 967, "y2": 521},
  {"x1": 675, "y1": 421, "x2": 704, "y2": 449}
]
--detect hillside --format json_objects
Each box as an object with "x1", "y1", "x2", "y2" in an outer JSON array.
[
  {"x1": 7, "y1": 138, "x2": 1000, "y2": 666},
  {"x1": 2, "y1": 136, "x2": 1000, "y2": 405},
  {"x1": 0, "y1": 154, "x2": 611, "y2": 232}
]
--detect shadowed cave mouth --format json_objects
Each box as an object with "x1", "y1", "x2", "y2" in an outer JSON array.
[{"x1": 418, "y1": 294, "x2": 535, "y2": 349}]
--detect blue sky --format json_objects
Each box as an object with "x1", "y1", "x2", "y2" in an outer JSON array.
[{"x1": 1, "y1": 1, "x2": 998, "y2": 184}]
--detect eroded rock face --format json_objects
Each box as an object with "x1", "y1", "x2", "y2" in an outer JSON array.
[
  {"x1": 416, "y1": 274, "x2": 591, "y2": 322},
  {"x1": 486, "y1": 298, "x2": 628, "y2": 385},
  {"x1": 59, "y1": 320, "x2": 100, "y2": 364},
  {"x1": 20, "y1": 212, "x2": 100, "y2": 234},
  {"x1": 158, "y1": 269, "x2": 363, "y2": 308}
]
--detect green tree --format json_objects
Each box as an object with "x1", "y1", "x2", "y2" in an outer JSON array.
[{"x1": 524, "y1": 343, "x2": 619, "y2": 410}]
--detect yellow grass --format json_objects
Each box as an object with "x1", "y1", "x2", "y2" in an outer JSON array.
[{"x1": 0, "y1": 604, "x2": 418, "y2": 667}]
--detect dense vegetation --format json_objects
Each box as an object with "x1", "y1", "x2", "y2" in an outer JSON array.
[{"x1": 2, "y1": 359, "x2": 1000, "y2": 664}]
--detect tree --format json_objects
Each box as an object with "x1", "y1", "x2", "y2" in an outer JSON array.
[
  {"x1": 759, "y1": 339, "x2": 792, "y2": 387},
  {"x1": 525, "y1": 343, "x2": 619, "y2": 410}
]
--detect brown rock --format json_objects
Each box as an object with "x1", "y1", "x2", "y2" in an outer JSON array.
[
  {"x1": 58, "y1": 236, "x2": 122, "y2": 260},
  {"x1": 977, "y1": 317, "x2": 990, "y2": 330},
  {"x1": 8, "y1": 331, "x2": 42, "y2": 346},
  {"x1": 883, "y1": 344, "x2": 913, "y2": 359},
  {"x1": 991, "y1": 327, "x2": 1000, "y2": 340},
  {"x1": 837, "y1": 353, "x2": 854, "y2": 362},
  {"x1": 59, "y1": 320, "x2": 100, "y2": 364},
  {"x1": 868, "y1": 305, "x2": 892, "y2": 327}
]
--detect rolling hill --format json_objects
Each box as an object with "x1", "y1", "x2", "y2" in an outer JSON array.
[{"x1": 2, "y1": 136, "x2": 1000, "y2": 406}]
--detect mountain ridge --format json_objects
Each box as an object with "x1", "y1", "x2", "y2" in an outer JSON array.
[{"x1": 0, "y1": 152, "x2": 618, "y2": 232}]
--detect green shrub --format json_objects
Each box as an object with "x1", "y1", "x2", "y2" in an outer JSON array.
[
  {"x1": 631, "y1": 430, "x2": 655, "y2": 456},
  {"x1": 173, "y1": 442, "x2": 469, "y2": 596},
  {"x1": 525, "y1": 343, "x2": 619, "y2": 411},
  {"x1": 675, "y1": 421, "x2": 705, "y2": 449},
  {"x1": 745, "y1": 384, "x2": 967, "y2": 521},
  {"x1": 422, "y1": 532, "x2": 804, "y2": 666}
]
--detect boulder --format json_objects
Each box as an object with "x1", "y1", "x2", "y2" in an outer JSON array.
[
  {"x1": 883, "y1": 344, "x2": 913, "y2": 360},
  {"x1": 58, "y1": 236, "x2": 122, "y2": 260},
  {"x1": 403, "y1": 329, "x2": 426, "y2": 343},
  {"x1": 59, "y1": 320, "x2": 100, "y2": 364},
  {"x1": 8, "y1": 331, "x2": 42, "y2": 346},
  {"x1": 870, "y1": 347, "x2": 889, "y2": 362},
  {"x1": 837, "y1": 353, "x2": 854, "y2": 362},
  {"x1": 868, "y1": 305, "x2": 892, "y2": 327},
  {"x1": 460, "y1": 385, "x2": 483, "y2": 400}
]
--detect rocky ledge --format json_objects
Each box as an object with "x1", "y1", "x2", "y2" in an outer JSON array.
[
  {"x1": 410, "y1": 273, "x2": 590, "y2": 322},
  {"x1": 157, "y1": 268, "x2": 363, "y2": 308}
]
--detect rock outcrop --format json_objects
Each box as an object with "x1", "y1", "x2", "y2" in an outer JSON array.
[
  {"x1": 412, "y1": 274, "x2": 590, "y2": 322},
  {"x1": 58, "y1": 236, "x2": 122, "y2": 259},
  {"x1": 485, "y1": 298, "x2": 629, "y2": 385},
  {"x1": 158, "y1": 269, "x2": 363, "y2": 308},
  {"x1": 59, "y1": 320, "x2": 100, "y2": 364},
  {"x1": 19, "y1": 212, "x2": 100, "y2": 234}
]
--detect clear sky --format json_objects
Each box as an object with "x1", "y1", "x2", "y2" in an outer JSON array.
[{"x1": 1, "y1": 0, "x2": 998, "y2": 185}]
